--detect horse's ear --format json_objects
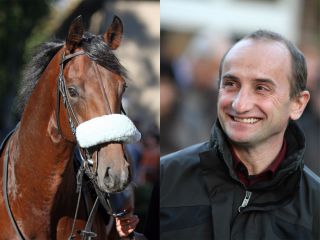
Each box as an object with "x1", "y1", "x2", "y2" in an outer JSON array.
[
  {"x1": 103, "y1": 16, "x2": 123, "y2": 50},
  {"x1": 66, "y1": 15, "x2": 84, "y2": 54}
]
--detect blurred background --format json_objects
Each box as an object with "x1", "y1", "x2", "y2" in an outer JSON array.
[
  {"x1": 0, "y1": 0, "x2": 159, "y2": 235},
  {"x1": 160, "y1": 0, "x2": 320, "y2": 177}
]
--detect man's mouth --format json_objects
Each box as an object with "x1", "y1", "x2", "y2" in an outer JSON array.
[{"x1": 232, "y1": 116, "x2": 260, "y2": 124}]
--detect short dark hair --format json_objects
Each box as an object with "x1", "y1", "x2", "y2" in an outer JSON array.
[{"x1": 218, "y1": 30, "x2": 307, "y2": 98}]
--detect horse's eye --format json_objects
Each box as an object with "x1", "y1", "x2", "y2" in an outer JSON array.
[
  {"x1": 123, "y1": 83, "x2": 128, "y2": 92},
  {"x1": 68, "y1": 87, "x2": 79, "y2": 98}
]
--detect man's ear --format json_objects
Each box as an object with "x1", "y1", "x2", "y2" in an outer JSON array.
[{"x1": 289, "y1": 90, "x2": 310, "y2": 120}]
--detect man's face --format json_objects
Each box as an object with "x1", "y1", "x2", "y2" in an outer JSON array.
[{"x1": 217, "y1": 39, "x2": 297, "y2": 147}]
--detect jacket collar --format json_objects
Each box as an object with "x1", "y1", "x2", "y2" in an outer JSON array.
[{"x1": 201, "y1": 119, "x2": 305, "y2": 190}]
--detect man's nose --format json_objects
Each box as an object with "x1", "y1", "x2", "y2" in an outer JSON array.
[{"x1": 231, "y1": 89, "x2": 254, "y2": 113}]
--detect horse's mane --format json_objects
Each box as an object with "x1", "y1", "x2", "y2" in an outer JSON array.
[
  {"x1": 15, "y1": 40, "x2": 64, "y2": 115},
  {"x1": 16, "y1": 32, "x2": 127, "y2": 116}
]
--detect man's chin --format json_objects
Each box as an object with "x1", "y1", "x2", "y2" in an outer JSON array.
[{"x1": 226, "y1": 132, "x2": 256, "y2": 146}]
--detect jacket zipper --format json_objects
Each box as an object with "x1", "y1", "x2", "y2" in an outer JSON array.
[{"x1": 238, "y1": 190, "x2": 252, "y2": 212}]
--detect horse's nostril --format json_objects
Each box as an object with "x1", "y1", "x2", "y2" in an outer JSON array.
[
  {"x1": 105, "y1": 167, "x2": 111, "y2": 178},
  {"x1": 101, "y1": 166, "x2": 129, "y2": 192},
  {"x1": 103, "y1": 167, "x2": 115, "y2": 188}
]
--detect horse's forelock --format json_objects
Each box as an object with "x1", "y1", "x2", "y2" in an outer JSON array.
[{"x1": 81, "y1": 32, "x2": 127, "y2": 80}]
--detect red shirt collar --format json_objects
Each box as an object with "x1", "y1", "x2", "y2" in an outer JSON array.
[{"x1": 231, "y1": 140, "x2": 287, "y2": 187}]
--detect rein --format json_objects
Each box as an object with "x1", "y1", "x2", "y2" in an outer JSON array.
[{"x1": 3, "y1": 130, "x2": 25, "y2": 240}]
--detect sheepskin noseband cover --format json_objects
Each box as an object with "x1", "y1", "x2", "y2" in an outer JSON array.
[{"x1": 76, "y1": 114, "x2": 141, "y2": 148}]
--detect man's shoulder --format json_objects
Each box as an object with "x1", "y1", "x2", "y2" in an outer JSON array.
[
  {"x1": 160, "y1": 142, "x2": 210, "y2": 169},
  {"x1": 160, "y1": 141, "x2": 212, "y2": 207}
]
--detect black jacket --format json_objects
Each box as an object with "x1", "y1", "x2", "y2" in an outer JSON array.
[{"x1": 160, "y1": 121, "x2": 320, "y2": 240}]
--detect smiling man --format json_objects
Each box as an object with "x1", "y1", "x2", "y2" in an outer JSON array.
[{"x1": 160, "y1": 30, "x2": 320, "y2": 240}]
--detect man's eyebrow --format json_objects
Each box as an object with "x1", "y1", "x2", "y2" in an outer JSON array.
[
  {"x1": 222, "y1": 73, "x2": 239, "y2": 81},
  {"x1": 254, "y1": 78, "x2": 276, "y2": 86},
  {"x1": 221, "y1": 74, "x2": 276, "y2": 87}
]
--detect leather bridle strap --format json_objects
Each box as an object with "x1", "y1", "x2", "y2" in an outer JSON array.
[
  {"x1": 57, "y1": 50, "x2": 130, "y2": 239},
  {"x1": 68, "y1": 162, "x2": 85, "y2": 240},
  {"x1": 56, "y1": 51, "x2": 99, "y2": 181},
  {"x1": 3, "y1": 140, "x2": 25, "y2": 240},
  {"x1": 56, "y1": 50, "x2": 127, "y2": 138},
  {"x1": 56, "y1": 51, "x2": 85, "y2": 137},
  {"x1": 80, "y1": 197, "x2": 100, "y2": 239},
  {"x1": 92, "y1": 60, "x2": 113, "y2": 115}
]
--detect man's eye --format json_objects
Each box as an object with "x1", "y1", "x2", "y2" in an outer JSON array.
[
  {"x1": 256, "y1": 85, "x2": 270, "y2": 91},
  {"x1": 222, "y1": 80, "x2": 237, "y2": 88},
  {"x1": 224, "y1": 82, "x2": 234, "y2": 86}
]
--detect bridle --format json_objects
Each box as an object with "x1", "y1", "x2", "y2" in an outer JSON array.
[
  {"x1": 57, "y1": 50, "x2": 130, "y2": 239},
  {"x1": 57, "y1": 50, "x2": 99, "y2": 181},
  {"x1": 3, "y1": 50, "x2": 131, "y2": 240}
]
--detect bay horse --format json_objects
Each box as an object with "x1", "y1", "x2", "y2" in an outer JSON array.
[{"x1": 0, "y1": 15, "x2": 140, "y2": 239}]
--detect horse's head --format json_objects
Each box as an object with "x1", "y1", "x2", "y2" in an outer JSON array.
[{"x1": 58, "y1": 16, "x2": 140, "y2": 193}]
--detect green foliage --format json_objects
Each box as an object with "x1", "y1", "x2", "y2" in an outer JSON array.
[{"x1": 0, "y1": 0, "x2": 52, "y2": 101}]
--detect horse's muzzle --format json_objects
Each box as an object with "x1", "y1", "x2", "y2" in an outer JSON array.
[{"x1": 98, "y1": 164, "x2": 130, "y2": 193}]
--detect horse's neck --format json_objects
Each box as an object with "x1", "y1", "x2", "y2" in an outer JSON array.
[{"x1": 10, "y1": 50, "x2": 77, "y2": 219}]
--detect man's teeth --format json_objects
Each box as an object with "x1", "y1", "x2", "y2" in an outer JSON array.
[{"x1": 233, "y1": 117, "x2": 259, "y2": 124}]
